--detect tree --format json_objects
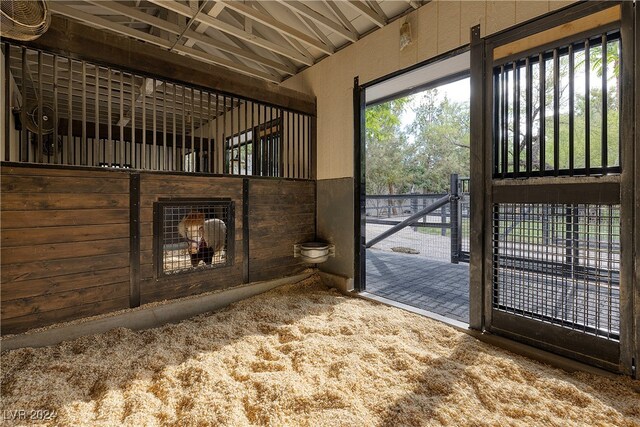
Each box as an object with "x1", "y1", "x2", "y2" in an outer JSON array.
[{"x1": 409, "y1": 90, "x2": 470, "y2": 193}]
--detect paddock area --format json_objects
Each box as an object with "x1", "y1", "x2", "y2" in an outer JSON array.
[{"x1": 2, "y1": 276, "x2": 639, "y2": 427}]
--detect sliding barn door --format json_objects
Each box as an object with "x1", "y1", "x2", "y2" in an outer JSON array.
[{"x1": 480, "y1": 2, "x2": 635, "y2": 373}]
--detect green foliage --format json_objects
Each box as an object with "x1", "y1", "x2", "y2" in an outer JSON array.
[{"x1": 365, "y1": 88, "x2": 470, "y2": 194}]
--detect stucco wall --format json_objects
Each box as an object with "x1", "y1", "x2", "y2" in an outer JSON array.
[{"x1": 281, "y1": 0, "x2": 576, "y2": 180}]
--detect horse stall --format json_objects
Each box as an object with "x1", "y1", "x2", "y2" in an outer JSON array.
[{"x1": 1, "y1": 18, "x2": 316, "y2": 335}]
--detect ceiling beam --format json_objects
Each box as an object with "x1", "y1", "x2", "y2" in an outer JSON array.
[
  {"x1": 246, "y1": 1, "x2": 311, "y2": 63},
  {"x1": 406, "y1": 0, "x2": 422, "y2": 10},
  {"x1": 322, "y1": 0, "x2": 358, "y2": 36},
  {"x1": 219, "y1": 1, "x2": 334, "y2": 55},
  {"x1": 49, "y1": 3, "x2": 281, "y2": 83},
  {"x1": 85, "y1": 0, "x2": 294, "y2": 75},
  {"x1": 346, "y1": 1, "x2": 386, "y2": 28},
  {"x1": 147, "y1": 0, "x2": 314, "y2": 66},
  {"x1": 367, "y1": 1, "x2": 388, "y2": 21},
  {"x1": 275, "y1": 1, "x2": 358, "y2": 43}
]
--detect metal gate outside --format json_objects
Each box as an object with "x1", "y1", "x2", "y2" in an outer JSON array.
[{"x1": 474, "y1": 2, "x2": 635, "y2": 373}]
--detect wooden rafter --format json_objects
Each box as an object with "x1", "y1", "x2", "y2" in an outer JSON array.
[
  {"x1": 147, "y1": 0, "x2": 314, "y2": 66},
  {"x1": 346, "y1": 1, "x2": 386, "y2": 28},
  {"x1": 219, "y1": 1, "x2": 334, "y2": 55},
  {"x1": 84, "y1": 0, "x2": 294, "y2": 75},
  {"x1": 275, "y1": 0, "x2": 359, "y2": 43},
  {"x1": 48, "y1": 3, "x2": 281, "y2": 83}
]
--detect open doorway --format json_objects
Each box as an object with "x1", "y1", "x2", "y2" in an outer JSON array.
[{"x1": 359, "y1": 52, "x2": 471, "y2": 324}]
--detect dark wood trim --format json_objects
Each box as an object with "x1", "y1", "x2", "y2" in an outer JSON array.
[
  {"x1": 491, "y1": 310, "x2": 620, "y2": 372},
  {"x1": 469, "y1": 25, "x2": 484, "y2": 331},
  {"x1": 4, "y1": 42, "x2": 10, "y2": 161},
  {"x1": 243, "y1": 178, "x2": 250, "y2": 283},
  {"x1": 618, "y1": 0, "x2": 636, "y2": 377},
  {"x1": 129, "y1": 173, "x2": 141, "y2": 308},
  {"x1": 492, "y1": 182, "x2": 621, "y2": 204},
  {"x1": 7, "y1": 15, "x2": 316, "y2": 116}
]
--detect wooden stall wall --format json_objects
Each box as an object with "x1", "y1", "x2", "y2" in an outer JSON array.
[
  {"x1": 138, "y1": 174, "x2": 244, "y2": 304},
  {"x1": 248, "y1": 179, "x2": 315, "y2": 282},
  {"x1": 1, "y1": 164, "x2": 316, "y2": 334},
  {"x1": 0, "y1": 165, "x2": 131, "y2": 334}
]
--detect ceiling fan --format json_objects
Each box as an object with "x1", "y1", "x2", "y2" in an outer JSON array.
[{"x1": 0, "y1": 0, "x2": 50, "y2": 41}]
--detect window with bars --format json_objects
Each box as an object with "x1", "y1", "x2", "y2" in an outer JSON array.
[
  {"x1": 225, "y1": 118, "x2": 282, "y2": 177},
  {"x1": 492, "y1": 203, "x2": 620, "y2": 341},
  {"x1": 154, "y1": 200, "x2": 234, "y2": 277},
  {"x1": 493, "y1": 30, "x2": 621, "y2": 178}
]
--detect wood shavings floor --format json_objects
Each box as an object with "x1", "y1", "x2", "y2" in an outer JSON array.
[{"x1": 1, "y1": 275, "x2": 639, "y2": 426}]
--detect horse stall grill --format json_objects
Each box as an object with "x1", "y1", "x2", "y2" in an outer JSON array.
[
  {"x1": 154, "y1": 200, "x2": 235, "y2": 277},
  {"x1": 492, "y1": 203, "x2": 621, "y2": 340},
  {"x1": 1, "y1": 42, "x2": 312, "y2": 178}
]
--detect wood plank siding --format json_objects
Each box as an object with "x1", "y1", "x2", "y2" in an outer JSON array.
[
  {"x1": 248, "y1": 180, "x2": 316, "y2": 282},
  {"x1": 0, "y1": 165, "x2": 130, "y2": 334},
  {"x1": 1, "y1": 164, "x2": 317, "y2": 334}
]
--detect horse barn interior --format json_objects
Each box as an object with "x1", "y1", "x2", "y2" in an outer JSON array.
[{"x1": 1, "y1": 1, "x2": 639, "y2": 425}]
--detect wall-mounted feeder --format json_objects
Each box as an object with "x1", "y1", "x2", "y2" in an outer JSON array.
[{"x1": 294, "y1": 242, "x2": 335, "y2": 264}]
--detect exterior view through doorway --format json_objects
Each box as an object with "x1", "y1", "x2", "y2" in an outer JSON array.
[{"x1": 358, "y1": 52, "x2": 471, "y2": 324}]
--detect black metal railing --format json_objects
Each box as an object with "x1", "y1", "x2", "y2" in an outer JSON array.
[
  {"x1": 2, "y1": 42, "x2": 312, "y2": 178},
  {"x1": 365, "y1": 174, "x2": 470, "y2": 264},
  {"x1": 493, "y1": 30, "x2": 621, "y2": 178}
]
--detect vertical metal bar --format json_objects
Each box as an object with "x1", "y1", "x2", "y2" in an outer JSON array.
[
  {"x1": 237, "y1": 99, "x2": 241, "y2": 175},
  {"x1": 222, "y1": 95, "x2": 227, "y2": 174},
  {"x1": 190, "y1": 88, "x2": 195, "y2": 171},
  {"x1": 53, "y1": 54, "x2": 59, "y2": 164},
  {"x1": 207, "y1": 92, "x2": 211, "y2": 173},
  {"x1": 539, "y1": 54, "x2": 545, "y2": 175},
  {"x1": 141, "y1": 78, "x2": 146, "y2": 170},
  {"x1": 501, "y1": 65, "x2": 507, "y2": 177},
  {"x1": 180, "y1": 86, "x2": 187, "y2": 172},
  {"x1": 199, "y1": 90, "x2": 204, "y2": 172},
  {"x1": 66, "y1": 58, "x2": 73, "y2": 164},
  {"x1": 568, "y1": 44, "x2": 575, "y2": 175},
  {"x1": 3, "y1": 43, "x2": 10, "y2": 161},
  {"x1": 230, "y1": 97, "x2": 235, "y2": 174},
  {"x1": 297, "y1": 112, "x2": 302, "y2": 179},
  {"x1": 513, "y1": 61, "x2": 519, "y2": 177},
  {"x1": 152, "y1": 78, "x2": 157, "y2": 170},
  {"x1": 257, "y1": 104, "x2": 262, "y2": 175},
  {"x1": 163, "y1": 82, "x2": 167, "y2": 170},
  {"x1": 94, "y1": 65, "x2": 99, "y2": 167},
  {"x1": 120, "y1": 72, "x2": 124, "y2": 167},
  {"x1": 492, "y1": 71, "x2": 499, "y2": 176},
  {"x1": 279, "y1": 108, "x2": 284, "y2": 177},
  {"x1": 585, "y1": 39, "x2": 590, "y2": 175},
  {"x1": 553, "y1": 48, "x2": 560, "y2": 175},
  {"x1": 37, "y1": 51, "x2": 43, "y2": 163},
  {"x1": 601, "y1": 34, "x2": 607, "y2": 169},
  {"x1": 21, "y1": 48, "x2": 27, "y2": 162},
  {"x1": 307, "y1": 114, "x2": 311, "y2": 179},
  {"x1": 244, "y1": 100, "x2": 249, "y2": 176},
  {"x1": 287, "y1": 111, "x2": 292, "y2": 178},
  {"x1": 81, "y1": 60, "x2": 87, "y2": 165},
  {"x1": 268, "y1": 106, "x2": 273, "y2": 176},
  {"x1": 131, "y1": 74, "x2": 136, "y2": 169},
  {"x1": 173, "y1": 84, "x2": 177, "y2": 171},
  {"x1": 525, "y1": 57, "x2": 532, "y2": 174},
  {"x1": 107, "y1": 67, "x2": 112, "y2": 166},
  {"x1": 214, "y1": 93, "x2": 219, "y2": 174}
]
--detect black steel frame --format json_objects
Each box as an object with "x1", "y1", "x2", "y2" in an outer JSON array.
[
  {"x1": 153, "y1": 198, "x2": 235, "y2": 279},
  {"x1": 481, "y1": 1, "x2": 635, "y2": 374}
]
